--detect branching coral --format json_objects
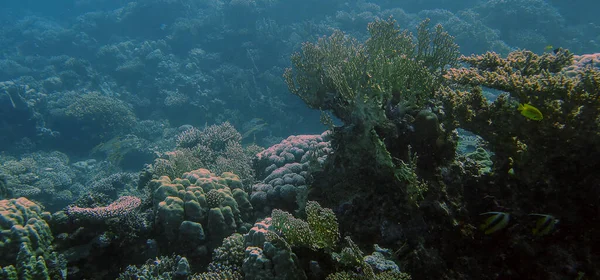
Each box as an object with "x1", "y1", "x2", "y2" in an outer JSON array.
[
  {"x1": 284, "y1": 18, "x2": 458, "y2": 126},
  {"x1": 153, "y1": 122, "x2": 255, "y2": 186},
  {"x1": 271, "y1": 200, "x2": 339, "y2": 252},
  {"x1": 284, "y1": 17, "x2": 459, "y2": 180}
]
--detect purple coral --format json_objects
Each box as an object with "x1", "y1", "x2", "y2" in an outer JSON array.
[
  {"x1": 67, "y1": 196, "x2": 141, "y2": 221},
  {"x1": 251, "y1": 132, "x2": 331, "y2": 216}
]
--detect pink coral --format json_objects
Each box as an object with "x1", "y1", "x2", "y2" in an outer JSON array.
[{"x1": 67, "y1": 196, "x2": 141, "y2": 221}]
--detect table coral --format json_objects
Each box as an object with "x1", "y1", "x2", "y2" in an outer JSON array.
[{"x1": 442, "y1": 49, "x2": 600, "y2": 187}]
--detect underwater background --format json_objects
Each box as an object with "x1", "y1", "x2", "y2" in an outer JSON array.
[{"x1": 1, "y1": 0, "x2": 599, "y2": 279}]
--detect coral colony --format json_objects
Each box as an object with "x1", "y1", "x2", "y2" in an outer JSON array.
[{"x1": 1, "y1": 1, "x2": 599, "y2": 279}]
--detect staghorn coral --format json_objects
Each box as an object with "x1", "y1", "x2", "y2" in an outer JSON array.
[
  {"x1": 176, "y1": 127, "x2": 203, "y2": 148},
  {"x1": 284, "y1": 18, "x2": 457, "y2": 126}
]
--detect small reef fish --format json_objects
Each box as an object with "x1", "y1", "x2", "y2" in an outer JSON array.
[
  {"x1": 529, "y1": 214, "x2": 559, "y2": 236},
  {"x1": 518, "y1": 103, "x2": 543, "y2": 121},
  {"x1": 479, "y1": 212, "x2": 510, "y2": 234}
]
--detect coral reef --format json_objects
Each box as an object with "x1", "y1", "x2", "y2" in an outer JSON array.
[
  {"x1": 150, "y1": 122, "x2": 256, "y2": 186},
  {"x1": 48, "y1": 91, "x2": 137, "y2": 152},
  {"x1": 118, "y1": 255, "x2": 190, "y2": 280},
  {"x1": 242, "y1": 218, "x2": 307, "y2": 280},
  {"x1": 0, "y1": 197, "x2": 66, "y2": 279},
  {"x1": 0, "y1": 197, "x2": 53, "y2": 266},
  {"x1": 1, "y1": 1, "x2": 600, "y2": 279},
  {"x1": 271, "y1": 201, "x2": 339, "y2": 252},
  {"x1": 149, "y1": 168, "x2": 253, "y2": 261},
  {"x1": 66, "y1": 196, "x2": 141, "y2": 221},
  {"x1": 442, "y1": 49, "x2": 600, "y2": 186},
  {"x1": 251, "y1": 131, "x2": 331, "y2": 215},
  {"x1": 284, "y1": 17, "x2": 459, "y2": 189},
  {"x1": 434, "y1": 49, "x2": 600, "y2": 278}
]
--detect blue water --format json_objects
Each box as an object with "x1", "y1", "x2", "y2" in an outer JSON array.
[{"x1": 0, "y1": 1, "x2": 598, "y2": 279}]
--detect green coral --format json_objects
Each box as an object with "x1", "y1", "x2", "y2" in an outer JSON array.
[
  {"x1": 326, "y1": 271, "x2": 411, "y2": 280},
  {"x1": 393, "y1": 146, "x2": 428, "y2": 206},
  {"x1": 271, "y1": 201, "x2": 340, "y2": 252},
  {"x1": 190, "y1": 270, "x2": 242, "y2": 280},
  {"x1": 284, "y1": 18, "x2": 458, "y2": 125},
  {"x1": 117, "y1": 255, "x2": 184, "y2": 280},
  {"x1": 271, "y1": 209, "x2": 313, "y2": 248},
  {"x1": 284, "y1": 17, "x2": 459, "y2": 182},
  {"x1": 0, "y1": 242, "x2": 66, "y2": 280},
  {"x1": 190, "y1": 233, "x2": 246, "y2": 279},
  {"x1": 305, "y1": 201, "x2": 340, "y2": 251},
  {"x1": 209, "y1": 233, "x2": 245, "y2": 272}
]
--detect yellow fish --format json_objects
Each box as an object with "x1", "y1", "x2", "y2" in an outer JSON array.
[
  {"x1": 518, "y1": 103, "x2": 543, "y2": 121},
  {"x1": 529, "y1": 214, "x2": 559, "y2": 236},
  {"x1": 479, "y1": 212, "x2": 510, "y2": 234}
]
